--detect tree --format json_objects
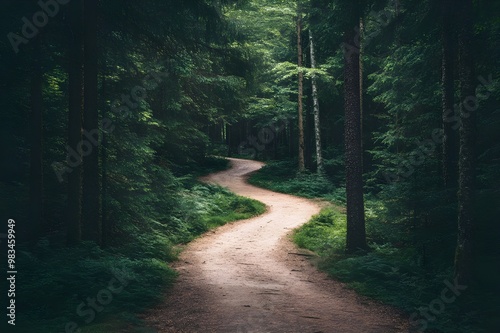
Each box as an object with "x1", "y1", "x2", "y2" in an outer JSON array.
[
  {"x1": 297, "y1": 1, "x2": 305, "y2": 172},
  {"x1": 359, "y1": 17, "x2": 364, "y2": 170},
  {"x1": 309, "y1": 29, "x2": 323, "y2": 174},
  {"x1": 454, "y1": 0, "x2": 476, "y2": 285},
  {"x1": 441, "y1": 0, "x2": 458, "y2": 188},
  {"x1": 29, "y1": 36, "x2": 43, "y2": 242},
  {"x1": 82, "y1": 0, "x2": 101, "y2": 244},
  {"x1": 343, "y1": 2, "x2": 367, "y2": 253},
  {"x1": 67, "y1": 0, "x2": 84, "y2": 245}
]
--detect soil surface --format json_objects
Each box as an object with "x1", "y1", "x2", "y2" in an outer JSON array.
[{"x1": 143, "y1": 158, "x2": 409, "y2": 333}]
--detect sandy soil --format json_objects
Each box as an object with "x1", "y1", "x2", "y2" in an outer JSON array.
[{"x1": 142, "y1": 158, "x2": 409, "y2": 333}]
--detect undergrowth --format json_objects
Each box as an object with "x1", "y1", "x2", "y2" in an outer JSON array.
[
  {"x1": 293, "y1": 206, "x2": 486, "y2": 333},
  {"x1": 11, "y1": 158, "x2": 265, "y2": 333},
  {"x1": 248, "y1": 160, "x2": 346, "y2": 203},
  {"x1": 252, "y1": 160, "x2": 495, "y2": 333}
]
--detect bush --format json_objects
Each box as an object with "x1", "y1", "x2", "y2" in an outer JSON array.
[
  {"x1": 14, "y1": 175, "x2": 265, "y2": 332},
  {"x1": 248, "y1": 160, "x2": 344, "y2": 201},
  {"x1": 293, "y1": 207, "x2": 346, "y2": 255},
  {"x1": 293, "y1": 204, "x2": 488, "y2": 333}
]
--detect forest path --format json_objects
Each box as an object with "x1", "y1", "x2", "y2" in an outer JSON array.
[{"x1": 143, "y1": 158, "x2": 408, "y2": 333}]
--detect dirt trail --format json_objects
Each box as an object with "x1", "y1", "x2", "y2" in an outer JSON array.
[{"x1": 143, "y1": 158, "x2": 408, "y2": 333}]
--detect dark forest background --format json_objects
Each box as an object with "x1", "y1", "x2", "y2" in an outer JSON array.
[{"x1": 0, "y1": 0, "x2": 499, "y2": 332}]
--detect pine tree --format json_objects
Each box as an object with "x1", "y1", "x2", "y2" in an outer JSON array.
[
  {"x1": 441, "y1": 0, "x2": 458, "y2": 188},
  {"x1": 82, "y1": 0, "x2": 101, "y2": 244},
  {"x1": 455, "y1": 0, "x2": 476, "y2": 285},
  {"x1": 29, "y1": 37, "x2": 43, "y2": 242},
  {"x1": 67, "y1": 0, "x2": 84, "y2": 245},
  {"x1": 343, "y1": 1, "x2": 367, "y2": 253}
]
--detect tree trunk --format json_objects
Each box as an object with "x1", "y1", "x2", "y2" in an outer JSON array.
[
  {"x1": 305, "y1": 97, "x2": 314, "y2": 169},
  {"x1": 67, "y1": 0, "x2": 84, "y2": 246},
  {"x1": 344, "y1": 18, "x2": 368, "y2": 253},
  {"x1": 101, "y1": 57, "x2": 111, "y2": 247},
  {"x1": 297, "y1": 2, "x2": 305, "y2": 172},
  {"x1": 455, "y1": 0, "x2": 476, "y2": 285},
  {"x1": 441, "y1": 0, "x2": 459, "y2": 188},
  {"x1": 359, "y1": 17, "x2": 364, "y2": 172},
  {"x1": 29, "y1": 36, "x2": 43, "y2": 242},
  {"x1": 309, "y1": 29, "x2": 323, "y2": 174},
  {"x1": 82, "y1": 0, "x2": 101, "y2": 245}
]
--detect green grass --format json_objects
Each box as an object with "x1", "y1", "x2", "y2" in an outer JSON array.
[
  {"x1": 248, "y1": 160, "x2": 346, "y2": 203},
  {"x1": 13, "y1": 175, "x2": 265, "y2": 333},
  {"x1": 252, "y1": 160, "x2": 493, "y2": 333},
  {"x1": 293, "y1": 206, "x2": 484, "y2": 333},
  {"x1": 293, "y1": 207, "x2": 346, "y2": 255},
  {"x1": 171, "y1": 183, "x2": 266, "y2": 242}
]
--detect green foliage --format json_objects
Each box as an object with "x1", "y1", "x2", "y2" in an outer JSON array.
[
  {"x1": 293, "y1": 205, "x2": 486, "y2": 333},
  {"x1": 170, "y1": 183, "x2": 266, "y2": 243},
  {"x1": 13, "y1": 168, "x2": 264, "y2": 333},
  {"x1": 248, "y1": 160, "x2": 346, "y2": 202},
  {"x1": 14, "y1": 240, "x2": 176, "y2": 333},
  {"x1": 293, "y1": 207, "x2": 346, "y2": 254},
  {"x1": 1, "y1": 0, "x2": 499, "y2": 332}
]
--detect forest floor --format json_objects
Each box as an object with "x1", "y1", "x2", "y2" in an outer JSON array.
[{"x1": 141, "y1": 158, "x2": 409, "y2": 333}]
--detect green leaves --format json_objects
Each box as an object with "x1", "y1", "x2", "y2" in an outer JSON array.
[{"x1": 272, "y1": 61, "x2": 333, "y2": 82}]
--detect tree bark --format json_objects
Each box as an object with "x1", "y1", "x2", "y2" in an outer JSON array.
[
  {"x1": 67, "y1": 0, "x2": 84, "y2": 246},
  {"x1": 82, "y1": 0, "x2": 101, "y2": 244},
  {"x1": 309, "y1": 29, "x2": 323, "y2": 174},
  {"x1": 455, "y1": 0, "x2": 476, "y2": 285},
  {"x1": 297, "y1": 2, "x2": 305, "y2": 172},
  {"x1": 359, "y1": 17, "x2": 364, "y2": 172},
  {"x1": 441, "y1": 0, "x2": 459, "y2": 188},
  {"x1": 344, "y1": 17, "x2": 368, "y2": 253},
  {"x1": 29, "y1": 36, "x2": 43, "y2": 242},
  {"x1": 101, "y1": 56, "x2": 111, "y2": 247}
]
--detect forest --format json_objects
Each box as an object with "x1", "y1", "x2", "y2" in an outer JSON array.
[{"x1": 0, "y1": 0, "x2": 499, "y2": 332}]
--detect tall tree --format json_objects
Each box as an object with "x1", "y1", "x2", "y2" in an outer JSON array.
[
  {"x1": 29, "y1": 37, "x2": 43, "y2": 242},
  {"x1": 82, "y1": 0, "x2": 101, "y2": 244},
  {"x1": 455, "y1": 0, "x2": 476, "y2": 285},
  {"x1": 309, "y1": 29, "x2": 323, "y2": 173},
  {"x1": 67, "y1": 0, "x2": 84, "y2": 245},
  {"x1": 297, "y1": 1, "x2": 305, "y2": 172},
  {"x1": 343, "y1": 2, "x2": 367, "y2": 253},
  {"x1": 359, "y1": 17, "x2": 364, "y2": 170},
  {"x1": 101, "y1": 60, "x2": 110, "y2": 247},
  {"x1": 441, "y1": 0, "x2": 458, "y2": 188}
]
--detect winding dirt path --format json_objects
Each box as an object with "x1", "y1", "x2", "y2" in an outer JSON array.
[{"x1": 143, "y1": 158, "x2": 408, "y2": 333}]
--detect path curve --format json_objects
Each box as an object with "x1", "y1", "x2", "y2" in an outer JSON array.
[{"x1": 144, "y1": 158, "x2": 408, "y2": 333}]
